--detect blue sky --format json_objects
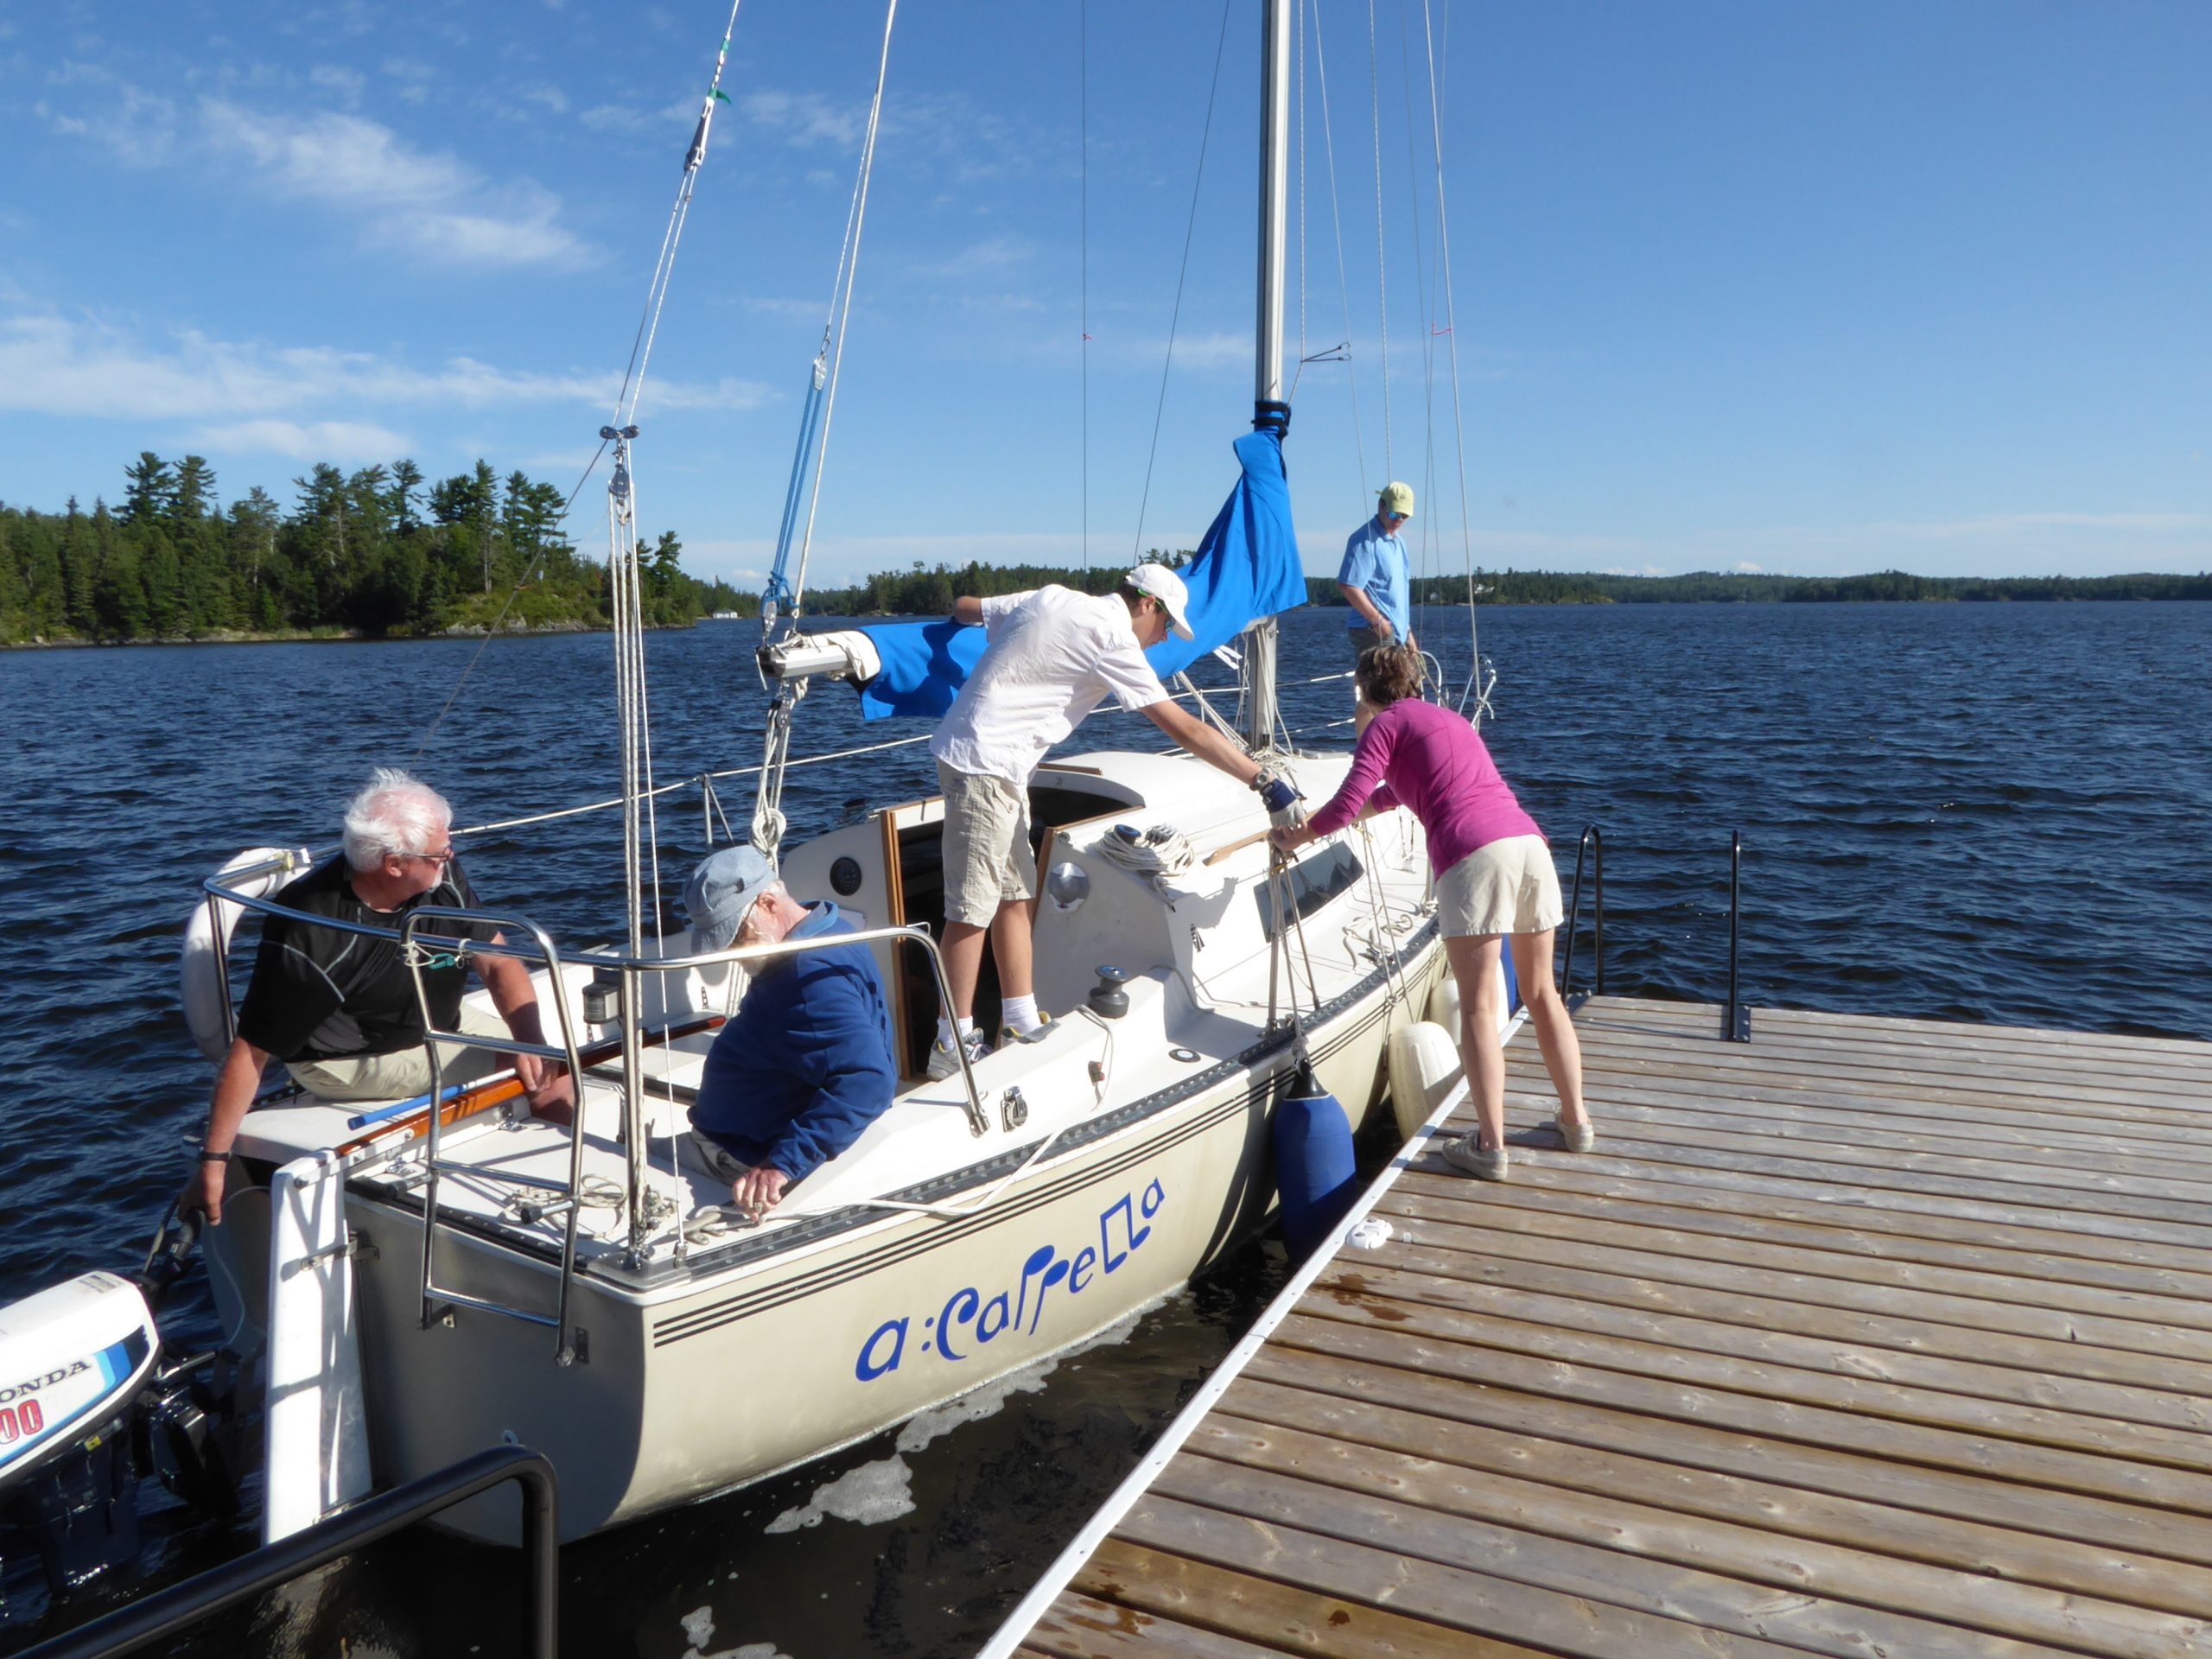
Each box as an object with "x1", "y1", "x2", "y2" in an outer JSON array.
[{"x1": 3, "y1": 0, "x2": 2206, "y2": 586}]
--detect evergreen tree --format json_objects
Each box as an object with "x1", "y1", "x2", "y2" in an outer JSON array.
[
  {"x1": 387, "y1": 459, "x2": 424, "y2": 534},
  {"x1": 170, "y1": 455, "x2": 217, "y2": 524},
  {"x1": 121, "y1": 453, "x2": 175, "y2": 524}
]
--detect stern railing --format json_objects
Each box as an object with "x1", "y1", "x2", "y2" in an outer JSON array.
[{"x1": 18, "y1": 1446, "x2": 558, "y2": 1659}]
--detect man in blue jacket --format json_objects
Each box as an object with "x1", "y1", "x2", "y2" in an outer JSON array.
[{"x1": 681, "y1": 844, "x2": 897, "y2": 1217}]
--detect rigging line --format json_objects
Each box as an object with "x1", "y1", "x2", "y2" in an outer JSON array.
[
  {"x1": 1131, "y1": 0, "x2": 1234, "y2": 563},
  {"x1": 1395, "y1": 0, "x2": 1440, "y2": 608},
  {"x1": 1415, "y1": 0, "x2": 1484, "y2": 682},
  {"x1": 787, "y1": 0, "x2": 899, "y2": 614},
  {"x1": 407, "y1": 438, "x2": 613, "y2": 766},
  {"x1": 1081, "y1": 0, "x2": 1090, "y2": 574},
  {"x1": 613, "y1": 0, "x2": 747, "y2": 428},
  {"x1": 422, "y1": 7, "x2": 737, "y2": 770},
  {"x1": 1367, "y1": 0, "x2": 1393, "y2": 478},
  {"x1": 1310, "y1": 5, "x2": 1370, "y2": 503},
  {"x1": 1292, "y1": 0, "x2": 1306, "y2": 396}
]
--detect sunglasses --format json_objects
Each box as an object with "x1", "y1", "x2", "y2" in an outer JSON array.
[{"x1": 1382, "y1": 511, "x2": 1408, "y2": 523}]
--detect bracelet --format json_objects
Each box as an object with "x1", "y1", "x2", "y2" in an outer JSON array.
[{"x1": 199, "y1": 1148, "x2": 230, "y2": 1163}]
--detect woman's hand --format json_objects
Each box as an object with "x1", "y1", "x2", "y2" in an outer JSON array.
[{"x1": 1269, "y1": 823, "x2": 1315, "y2": 855}]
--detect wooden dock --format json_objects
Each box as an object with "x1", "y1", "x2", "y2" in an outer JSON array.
[{"x1": 989, "y1": 995, "x2": 2212, "y2": 1659}]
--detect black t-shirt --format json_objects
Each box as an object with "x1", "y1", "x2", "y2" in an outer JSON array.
[{"x1": 234, "y1": 855, "x2": 501, "y2": 1062}]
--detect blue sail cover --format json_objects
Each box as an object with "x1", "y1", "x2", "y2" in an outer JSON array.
[{"x1": 855, "y1": 426, "x2": 1305, "y2": 721}]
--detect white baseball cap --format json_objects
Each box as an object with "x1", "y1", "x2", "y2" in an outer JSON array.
[{"x1": 1125, "y1": 563, "x2": 1195, "y2": 640}]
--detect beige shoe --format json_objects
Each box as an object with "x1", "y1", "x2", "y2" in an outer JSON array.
[
  {"x1": 1554, "y1": 1112, "x2": 1595, "y2": 1154},
  {"x1": 1440, "y1": 1135, "x2": 1510, "y2": 1182}
]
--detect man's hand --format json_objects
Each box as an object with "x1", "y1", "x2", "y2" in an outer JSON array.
[
  {"x1": 515, "y1": 1053, "x2": 575, "y2": 1124},
  {"x1": 1257, "y1": 773, "x2": 1303, "y2": 816},
  {"x1": 729, "y1": 1163, "x2": 790, "y2": 1217},
  {"x1": 181, "y1": 1157, "x2": 228, "y2": 1227}
]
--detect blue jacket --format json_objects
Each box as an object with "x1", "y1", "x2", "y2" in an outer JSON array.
[{"x1": 690, "y1": 905, "x2": 897, "y2": 1185}]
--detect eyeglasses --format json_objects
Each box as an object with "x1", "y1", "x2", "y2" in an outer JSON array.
[{"x1": 410, "y1": 848, "x2": 457, "y2": 868}]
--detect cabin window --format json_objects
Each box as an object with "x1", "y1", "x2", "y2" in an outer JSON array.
[{"x1": 1254, "y1": 842, "x2": 1363, "y2": 942}]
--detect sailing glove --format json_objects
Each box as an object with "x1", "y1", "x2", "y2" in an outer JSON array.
[{"x1": 1256, "y1": 773, "x2": 1302, "y2": 814}]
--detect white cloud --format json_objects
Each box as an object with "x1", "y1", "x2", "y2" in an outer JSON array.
[
  {"x1": 909, "y1": 235, "x2": 1037, "y2": 282},
  {"x1": 517, "y1": 84, "x2": 569, "y2": 117},
  {"x1": 742, "y1": 90, "x2": 861, "y2": 149},
  {"x1": 308, "y1": 65, "x2": 365, "y2": 107},
  {"x1": 194, "y1": 419, "x2": 411, "y2": 461},
  {"x1": 382, "y1": 56, "x2": 434, "y2": 105},
  {"x1": 1732, "y1": 561, "x2": 1764, "y2": 574},
  {"x1": 741, "y1": 296, "x2": 831, "y2": 321},
  {"x1": 199, "y1": 99, "x2": 593, "y2": 270},
  {"x1": 581, "y1": 102, "x2": 651, "y2": 133},
  {"x1": 38, "y1": 62, "x2": 181, "y2": 164},
  {"x1": 0, "y1": 311, "x2": 774, "y2": 421}
]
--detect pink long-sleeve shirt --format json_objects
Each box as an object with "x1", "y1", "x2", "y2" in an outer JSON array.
[{"x1": 1305, "y1": 698, "x2": 1543, "y2": 875}]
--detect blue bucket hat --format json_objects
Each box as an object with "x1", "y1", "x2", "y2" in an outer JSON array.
[{"x1": 683, "y1": 843, "x2": 778, "y2": 950}]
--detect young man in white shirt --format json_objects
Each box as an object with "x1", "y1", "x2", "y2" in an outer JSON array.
[{"x1": 926, "y1": 562, "x2": 1299, "y2": 1077}]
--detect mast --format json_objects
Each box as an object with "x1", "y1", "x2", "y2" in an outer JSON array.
[{"x1": 1242, "y1": 0, "x2": 1292, "y2": 751}]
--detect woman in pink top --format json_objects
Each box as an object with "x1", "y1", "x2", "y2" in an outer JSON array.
[{"x1": 1270, "y1": 645, "x2": 1591, "y2": 1181}]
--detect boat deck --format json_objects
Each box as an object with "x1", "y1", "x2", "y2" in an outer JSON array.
[{"x1": 994, "y1": 994, "x2": 2212, "y2": 1658}]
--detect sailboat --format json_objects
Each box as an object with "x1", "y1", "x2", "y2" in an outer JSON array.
[{"x1": 165, "y1": 0, "x2": 1471, "y2": 1548}]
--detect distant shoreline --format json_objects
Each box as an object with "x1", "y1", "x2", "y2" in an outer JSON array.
[
  {"x1": 0, "y1": 619, "x2": 696, "y2": 652},
  {"x1": 12, "y1": 588, "x2": 2209, "y2": 653}
]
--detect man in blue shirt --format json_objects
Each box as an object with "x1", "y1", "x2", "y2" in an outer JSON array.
[
  {"x1": 681, "y1": 845, "x2": 897, "y2": 1217},
  {"x1": 1338, "y1": 480, "x2": 1417, "y2": 656}
]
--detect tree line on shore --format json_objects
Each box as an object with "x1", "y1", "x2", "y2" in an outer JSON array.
[
  {"x1": 11, "y1": 458, "x2": 2203, "y2": 648},
  {"x1": 0, "y1": 451, "x2": 750, "y2": 645},
  {"x1": 798, "y1": 559, "x2": 2212, "y2": 616}
]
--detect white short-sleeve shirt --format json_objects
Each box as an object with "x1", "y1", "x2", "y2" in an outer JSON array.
[{"x1": 930, "y1": 586, "x2": 1169, "y2": 785}]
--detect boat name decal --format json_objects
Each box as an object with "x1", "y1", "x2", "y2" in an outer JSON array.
[
  {"x1": 0, "y1": 1361, "x2": 87, "y2": 1407},
  {"x1": 854, "y1": 1179, "x2": 1166, "y2": 1382}
]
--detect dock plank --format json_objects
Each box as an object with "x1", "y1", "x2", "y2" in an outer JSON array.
[{"x1": 993, "y1": 998, "x2": 2212, "y2": 1659}]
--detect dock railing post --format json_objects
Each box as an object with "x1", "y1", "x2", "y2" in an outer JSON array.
[
  {"x1": 1725, "y1": 830, "x2": 1751, "y2": 1042},
  {"x1": 1561, "y1": 824, "x2": 1605, "y2": 1001}
]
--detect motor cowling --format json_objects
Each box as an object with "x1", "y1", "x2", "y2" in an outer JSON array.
[{"x1": 0, "y1": 1272, "x2": 161, "y2": 1593}]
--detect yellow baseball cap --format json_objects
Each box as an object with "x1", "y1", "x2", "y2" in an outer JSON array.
[{"x1": 1378, "y1": 482, "x2": 1414, "y2": 518}]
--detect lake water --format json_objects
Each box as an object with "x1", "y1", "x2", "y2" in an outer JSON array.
[{"x1": 3, "y1": 600, "x2": 2208, "y2": 1656}]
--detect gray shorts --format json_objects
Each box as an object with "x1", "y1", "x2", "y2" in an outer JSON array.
[
  {"x1": 684, "y1": 1129, "x2": 754, "y2": 1183},
  {"x1": 287, "y1": 1005, "x2": 511, "y2": 1102},
  {"x1": 937, "y1": 760, "x2": 1037, "y2": 927},
  {"x1": 1436, "y1": 836, "x2": 1564, "y2": 938}
]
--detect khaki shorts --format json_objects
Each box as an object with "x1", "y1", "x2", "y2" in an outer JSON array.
[
  {"x1": 287, "y1": 1004, "x2": 512, "y2": 1103},
  {"x1": 938, "y1": 760, "x2": 1037, "y2": 927},
  {"x1": 1436, "y1": 835, "x2": 1563, "y2": 939}
]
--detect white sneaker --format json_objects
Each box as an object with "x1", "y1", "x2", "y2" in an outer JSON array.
[{"x1": 925, "y1": 1028, "x2": 991, "y2": 1081}]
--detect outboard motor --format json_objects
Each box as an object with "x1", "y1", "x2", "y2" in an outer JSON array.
[
  {"x1": 0, "y1": 1212, "x2": 241, "y2": 1600},
  {"x1": 0, "y1": 1271, "x2": 162, "y2": 1593}
]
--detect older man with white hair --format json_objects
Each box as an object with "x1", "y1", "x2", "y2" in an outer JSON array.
[{"x1": 186, "y1": 768, "x2": 572, "y2": 1224}]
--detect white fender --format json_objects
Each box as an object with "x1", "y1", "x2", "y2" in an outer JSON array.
[
  {"x1": 1427, "y1": 969, "x2": 1460, "y2": 1035},
  {"x1": 181, "y1": 847, "x2": 313, "y2": 1065},
  {"x1": 1388, "y1": 1020, "x2": 1463, "y2": 1142},
  {"x1": 1425, "y1": 948, "x2": 1517, "y2": 1039}
]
